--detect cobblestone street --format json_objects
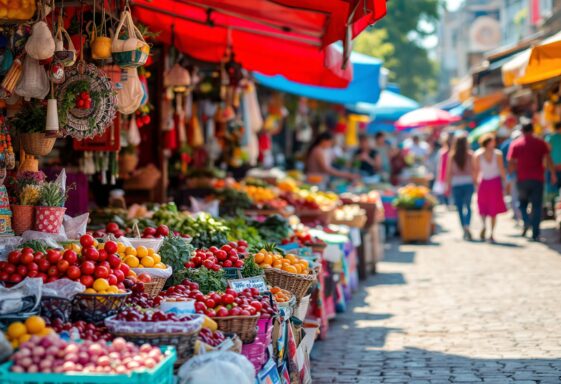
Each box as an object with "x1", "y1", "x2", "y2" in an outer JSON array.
[{"x1": 312, "y1": 208, "x2": 561, "y2": 383}]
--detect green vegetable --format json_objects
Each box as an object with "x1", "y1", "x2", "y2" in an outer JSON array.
[
  {"x1": 225, "y1": 217, "x2": 262, "y2": 247},
  {"x1": 249, "y1": 214, "x2": 291, "y2": 244},
  {"x1": 19, "y1": 240, "x2": 50, "y2": 252},
  {"x1": 180, "y1": 267, "x2": 227, "y2": 294},
  {"x1": 241, "y1": 255, "x2": 263, "y2": 278},
  {"x1": 159, "y1": 235, "x2": 194, "y2": 286},
  {"x1": 217, "y1": 188, "x2": 252, "y2": 217}
]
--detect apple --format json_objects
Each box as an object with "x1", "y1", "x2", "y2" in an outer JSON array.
[{"x1": 137, "y1": 273, "x2": 152, "y2": 283}]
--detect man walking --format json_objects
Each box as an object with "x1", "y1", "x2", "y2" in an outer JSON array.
[{"x1": 508, "y1": 122, "x2": 557, "y2": 241}]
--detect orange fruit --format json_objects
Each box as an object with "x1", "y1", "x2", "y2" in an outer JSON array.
[
  {"x1": 37, "y1": 327, "x2": 54, "y2": 337},
  {"x1": 141, "y1": 256, "x2": 155, "y2": 267},
  {"x1": 147, "y1": 248, "x2": 155, "y2": 256},
  {"x1": 272, "y1": 254, "x2": 282, "y2": 261},
  {"x1": 294, "y1": 264, "x2": 303, "y2": 274},
  {"x1": 152, "y1": 254, "x2": 162, "y2": 263},
  {"x1": 254, "y1": 253, "x2": 265, "y2": 264},
  {"x1": 136, "y1": 246, "x2": 148, "y2": 258},
  {"x1": 285, "y1": 254, "x2": 297, "y2": 264},
  {"x1": 7, "y1": 322, "x2": 26, "y2": 340},
  {"x1": 272, "y1": 261, "x2": 283, "y2": 269},
  {"x1": 85, "y1": 288, "x2": 97, "y2": 294},
  {"x1": 270, "y1": 287, "x2": 281, "y2": 294},
  {"x1": 263, "y1": 253, "x2": 273, "y2": 265},
  {"x1": 154, "y1": 262, "x2": 166, "y2": 269},
  {"x1": 107, "y1": 285, "x2": 119, "y2": 294},
  {"x1": 124, "y1": 255, "x2": 139, "y2": 268},
  {"x1": 260, "y1": 263, "x2": 272, "y2": 269},
  {"x1": 93, "y1": 278, "x2": 110, "y2": 292},
  {"x1": 125, "y1": 246, "x2": 137, "y2": 256},
  {"x1": 117, "y1": 242, "x2": 126, "y2": 253},
  {"x1": 18, "y1": 334, "x2": 31, "y2": 344},
  {"x1": 25, "y1": 316, "x2": 46, "y2": 335},
  {"x1": 282, "y1": 265, "x2": 298, "y2": 274},
  {"x1": 298, "y1": 260, "x2": 309, "y2": 269}
]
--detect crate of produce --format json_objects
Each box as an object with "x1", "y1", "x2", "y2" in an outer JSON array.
[
  {"x1": 264, "y1": 268, "x2": 316, "y2": 301},
  {"x1": 0, "y1": 346, "x2": 176, "y2": 384},
  {"x1": 398, "y1": 209, "x2": 432, "y2": 242},
  {"x1": 214, "y1": 313, "x2": 260, "y2": 344}
]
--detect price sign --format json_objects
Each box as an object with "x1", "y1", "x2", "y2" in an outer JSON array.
[{"x1": 228, "y1": 276, "x2": 268, "y2": 293}]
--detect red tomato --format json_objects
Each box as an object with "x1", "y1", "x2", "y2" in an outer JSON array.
[
  {"x1": 94, "y1": 266, "x2": 110, "y2": 279},
  {"x1": 194, "y1": 293, "x2": 205, "y2": 302},
  {"x1": 104, "y1": 241, "x2": 118, "y2": 254},
  {"x1": 119, "y1": 263, "x2": 130, "y2": 275},
  {"x1": 250, "y1": 288, "x2": 260, "y2": 297},
  {"x1": 66, "y1": 266, "x2": 81, "y2": 280},
  {"x1": 216, "y1": 308, "x2": 229, "y2": 317},
  {"x1": 38, "y1": 259, "x2": 50, "y2": 272},
  {"x1": 247, "y1": 306, "x2": 257, "y2": 315},
  {"x1": 57, "y1": 259, "x2": 70, "y2": 273},
  {"x1": 222, "y1": 294, "x2": 235, "y2": 305},
  {"x1": 80, "y1": 261, "x2": 95, "y2": 275},
  {"x1": 211, "y1": 264, "x2": 221, "y2": 272},
  {"x1": 205, "y1": 299, "x2": 216, "y2": 309},
  {"x1": 21, "y1": 247, "x2": 34, "y2": 255},
  {"x1": 211, "y1": 293, "x2": 222, "y2": 303},
  {"x1": 191, "y1": 256, "x2": 201, "y2": 266},
  {"x1": 105, "y1": 223, "x2": 120, "y2": 234},
  {"x1": 20, "y1": 252, "x2": 34, "y2": 265},
  {"x1": 229, "y1": 255, "x2": 239, "y2": 263},
  {"x1": 80, "y1": 275, "x2": 94, "y2": 288},
  {"x1": 80, "y1": 234, "x2": 95, "y2": 247},
  {"x1": 234, "y1": 260, "x2": 244, "y2": 268},
  {"x1": 107, "y1": 274, "x2": 118, "y2": 286},
  {"x1": 222, "y1": 260, "x2": 233, "y2": 268},
  {"x1": 225, "y1": 288, "x2": 238, "y2": 297},
  {"x1": 229, "y1": 307, "x2": 241, "y2": 316},
  {"x1": 0, "y1": 271, "x2": 10, "y2": 281},
  {"x1": 216, "y1": 250, "x2": 227, "y2": 261},
  {"x1": 27, "y1": 262, "x2": 39, "y2": 272},
  {"x1": 33, "y1": 252, "x2": 44, "y2": 263},
  {"x1": 27, "y1": 271, "x2": 38, "y2": 278},
  {"x1": 9, "y1": 273, "x2": 23, "y2": 283},
  {"x1": 97, "y1": 249, "x2": 108, "y2": 262},
  {"x1": 37, "y1": 272, "x2": 47, "y2": 283},
  {"x1": 239, "y1": 309, "x2": 250, "y2": 316},
  {"x1": 194, "y1": 302, "x2": 207, "y2": 312},
  {"x1": 7, "y1": 251, "x2": 20, "y2": 264},
  {"x1": 16, "y1": 265, "x2": 27, "y2": 276},
  {"x1": 47, "y1": 266, "x2": 58, "y2": 277},
  {"x1": 205, "y1": 309, "x2": 216, "y2": 317},
  {"x1": 156, "y1": 224, "x2": 169, "y2": 237},
  {"x1": 221, "y1": 245, "x2": 232, "y2": 252},
  {"x1": 209, "y1": 246, "x2": 219, "y2": 253},
  {"x1": 250, "y1": 301, "x2": 263, "y2": 312},
  {"x1": 63, "y1": 250, "x2": 78, "y2": 265},
  {"x1": 107, "y1": 254, "x2": 121, "y2": 269},
  {"x1": 46, "y1": 249, "x2": 62, "y2": 264},
  {"x1": 202, "y1": 259, "x2": 214, "y2": 270}
]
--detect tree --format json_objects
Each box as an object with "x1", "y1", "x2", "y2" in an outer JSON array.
[{"x1": 354, "y1": 0, "x2": 440, "y2": 102}]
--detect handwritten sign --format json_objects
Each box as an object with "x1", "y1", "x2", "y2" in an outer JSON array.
[{"x1": 228, "y1": 276, "x2": 268, "y2": 293}]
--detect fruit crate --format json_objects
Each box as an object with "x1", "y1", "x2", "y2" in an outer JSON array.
[{"x1": 0, "y1": 346, "x2": 176, "y2": 384}]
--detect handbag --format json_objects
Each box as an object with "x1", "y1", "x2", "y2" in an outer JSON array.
[{"x1": 112, "y1": 8, "x2": 149, "y2": 68}]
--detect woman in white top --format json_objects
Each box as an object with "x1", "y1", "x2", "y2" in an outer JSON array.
[{"x1": 473, "y1": 133, "x2": 507, "y2": 242}]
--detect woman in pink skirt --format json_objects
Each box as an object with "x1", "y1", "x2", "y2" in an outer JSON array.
[{"x1": 474, "y1": 133, "x2": 507, "y2": 243}]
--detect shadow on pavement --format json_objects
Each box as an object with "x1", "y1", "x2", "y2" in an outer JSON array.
[{"x1": 369, "y1": 272, "x2": 406, "y2": 286}]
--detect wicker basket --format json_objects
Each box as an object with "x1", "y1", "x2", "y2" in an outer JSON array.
[
  {"x1": 20, "y1": 133, "x2": 56, "y2": 157},
  {"x1": 142, "y1": 276, "x2": 168, "y2": 298},
  {"x1": 119, "y1": 153, "x2": 139, "y2": 175},
  {"x1": 264, "y1": 268, "x2": 316, "y2": 301},
  {"x1": 214, "y1": 313, "x2": 260, "y2": 344},
  {"x1": 11, "y1": 205, "x2": 34, "y2": 235},
  {"x1": 40, "y1": 296, "x2": 72, "y2": 322},
  {"x1": 398, "y1": 209, "x2": 432, "y2": 242},
  {"x1": 72, "y1": 291, "x2": 130, "y2": 324},
  {"x1": 112, "y1": 329, "x2": 199, "y2": 366}
]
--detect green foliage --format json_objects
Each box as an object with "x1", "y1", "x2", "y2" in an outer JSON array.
[
  {"x1": 159, "y1": 235, "x2": 194, "y2": 286},
  {"x1": 248, "y1": 215, "x2": 291, "y2": 245},
  {"x1": 9, "y1": 103, "x2": 46, "y2": 133},
  {"x1": 39, "y1": 182, "x2": 67, "y2": 207},
  {"x1": 224, "y1": 216, "x2": 262, "y2": 247},
  {"x1": 181, "y1": 267, "x2": 227, "y2": 294},
  {"x1": 354, "y1": 0, "x2": 440, "y2": 101},
  {"x1": 240, "y1": 255, "x2": 263, "y2": 278},
  {"x1": 218, "y1": 188, "x2": 253, "y2": 217}
]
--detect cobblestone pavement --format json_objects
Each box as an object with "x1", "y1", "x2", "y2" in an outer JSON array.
[{"x1": 312, "y1": 208, "x2": 561, "y2": 383}]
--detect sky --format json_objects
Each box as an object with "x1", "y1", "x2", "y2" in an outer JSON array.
[{"x1": 446, "y1": 0, "x2": 463, "y2": 12}]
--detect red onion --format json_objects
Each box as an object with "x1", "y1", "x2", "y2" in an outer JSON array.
[
  {"x1": 144, "y1": 358, "x2": 156, "y2": 369},
  {"x1": 97, "y1": 356, "x2": 110, "y2": 367},
  {"x1": 27, "y1": 364, "x2": 38, "y2": 373},
  {"x1": 18, "y1": 357, "x2": 32, "y2": 368},
  {"x1": 111, "y1": 337, "x2": 126, "y2": 351},
  {"x1": 62, "y1": 362, "x2": 76, "y2": 372},
  {"x1": 64, "y1": 353, "x2": 78, "y2": 363}
]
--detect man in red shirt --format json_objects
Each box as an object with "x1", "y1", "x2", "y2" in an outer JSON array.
[{"x1": 507, "y1": 122, "x2": 557, "y2": 241}]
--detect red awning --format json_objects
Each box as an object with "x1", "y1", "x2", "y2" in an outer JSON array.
[{"x1": 131, "y1": 0, "x2": 386, "y2": 87}]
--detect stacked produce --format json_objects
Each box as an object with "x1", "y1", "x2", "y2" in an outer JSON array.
[
  {"x1": 5, "y1": 316, "x2": 53, "y2": 348},
  {"x1": 394, "y1": 184, "x2": 437, "y2": 210},
  {"x1": 184, "y1": 241, "x2": 247, "y2": 270},
  {"x1": 254, "y1": 246, "x2": 310, "y2": 275}
]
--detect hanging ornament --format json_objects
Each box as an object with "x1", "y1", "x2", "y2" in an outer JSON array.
[{"x1": 164, "y1": 63, "x2": 191, "y2": 93}]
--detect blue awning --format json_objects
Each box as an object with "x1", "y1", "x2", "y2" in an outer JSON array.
[
  {"x1": 347, "y1": 91, "x2": 419, "y2": 121},
  {"x1": 254, "y1": 50, "x2": 383, "y2": 105}
]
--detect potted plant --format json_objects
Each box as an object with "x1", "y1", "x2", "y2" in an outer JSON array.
[
  {"x1": 9, "y1": 102, "x2": 56, "y2": 157},
  {"x1": 8, "y1": 171, "x2": 45, "y2": 235},
  {"x1": 34, "y1": 181, "x2": 68, "y2": 233}
]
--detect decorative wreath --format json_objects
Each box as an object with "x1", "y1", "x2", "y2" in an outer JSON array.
[{"x1": 57, "y1": 62, "x2": 116, "y2": 140}]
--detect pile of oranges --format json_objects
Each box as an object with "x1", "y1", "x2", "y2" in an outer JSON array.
[
  {"x1": 84, "y1": 278, "x2": 126, "y2": 295},
  {"x1": 242, "y1": 185, "x2": 277, "y2": 204},
  {"x1": 270, "y1": 287, "x2": 292, "y2": 303},
  {"x1": 254, "y1": 249, "x2": 309, "y2": 275},
  {"x1": 5, "y1": 316, "x2": 53, "y2": 348},
  {"x1": 116, "y1": 243, "x2": 167, "y2": 269}
]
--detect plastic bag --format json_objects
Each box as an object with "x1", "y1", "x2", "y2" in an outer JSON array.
[
  {"x1": 42, "y1": 278, "x2": 85, "y2": 300},
  {"x1": 190, "y1": 197, "x2": 219, "y2": 217},
  {"x1": 21, "y1": 231, "x2": 65, "y2": 247},
  {"x1": 0, "y1": 333, "x2": 13, "y2": 364},
  {"x1": 0, "y1": 278, "x2": 42, "y2": 315},
  {"x1": 14, "y1": 55, "x2": 49, "y2": 100},
  {"x1": 128, "y1": 116, "x2": 141, "y2": 146},
  {"x1": 177, "y1": 351, "x2": 255, "y2": 384},
  {"x1": 63, "y1": 212, "x2": 89, "y2": 239},
  {"x1": 116, "y1": 68, "x2": 143, "y2": 115},
  {"x1": 131, "y1": 266, "x2": 172, "y2": 279}
]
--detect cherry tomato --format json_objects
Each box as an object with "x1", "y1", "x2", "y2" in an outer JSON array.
[{"x1": 80, "y1": 234, "x2": 95, "y2": 247}]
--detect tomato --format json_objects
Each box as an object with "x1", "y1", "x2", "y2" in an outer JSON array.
[
  {"x1": 80, "y1": 261, "x2": 95, "y2": 275},
  {"x1": 16, "y1": 265, "x2": 28, "y2": 277},
  {"x1": 228, "y1": 255, "x2": 239, "y2": 263},
  {"x1": 221, "y1": 245, "x2": 232, "y2": 252},
  {"x1": 82, "y1": 247, "x2": 99, "y2": 262},
  {"x1": 63, "y1": 250, "x2": 78, "y2": 264},
  {"x1": 98, "y1": 261, "x2": 110, "y2": 270},
  {"x1": 250, "y1": 288, "x2": 260, "y2": 297},
  {"x1": 105, "y1": 223, "x2": 120, "y2": 234},
  {"x1": 21, "y1": 247, "x2": 34, "y2": 255},
  {"x1": 239, "y1": 309, "x2": 250, "y2": 316},
  {"x1": 20, "y1": 252, "x2": 34, "y2": 265},
  {"x1": 0, "y1": 272, "x2": 9, "y2": 281},
  {"x1": 222, "y1": 260, "x2": 233, "y2": 267},
  {"x1": 9, "y1": 273, "x2": 23, "y2": 283},
  {"x1": 80, "y1": 234, "x2": 95, "y2": 247},
  {"x1": 66, "y1": 266, "x2": 81, "y2": 280},
  {"x1": 234, "y1": 260, "x2": 244, "y2": 268},
  {"x1": 238, "y1": 240, "x2": 248, "y2": 247},
  {"x1": 222, "y1": 294, "x2": 235, "y2": 305},
  {"x1": 247, "y1": 306, "x2": 257, "y2": 315},
  {"x1": 94, "y1": 266, "x2": 110, "y2": 279},
  {"x1": 33, "y1": 252, "x2": 44, "y2": 263},
  {"x1": 27, "y1": 271, "x2": 38, "y2": 278},
  {"x1": 209, "y1": 246, "x2": 219, "y2": 253},
  {"x1": 80, "y1": 275, "x2": 94, "y2": 288},
  {"x1": 156, "y1": 225, "x2": 169, "y2": 237},
  {"x1": 191, "y1": 256, "x2": 201, "y2": 266},
  {"x1": 7, "y1": 251, "x2": 20, "y2": 264},
  {"x1": 38, "y1": 259, "x2": 50, "y2": 272},
  {"x1": 47, "y1": 266, "x2": 59, "y2": 277},
  {"x1": 107, "y1": 254, "x2": 121, "y2": 269},
  {"x1": 225, "y1": 288, "x2": 237, "y2": 297},
  {"x1": 113, "y1": 269, "x2": 125, "y2": 283},
  {"x1": 107, "y1": 274, "x2": 118, "y2": 286},
  {"x1": 229, "y1": 307, "x2": 241, "y2": 316},
  {"x1": 47, "y1": 276, "x2": 58, "y2": 283},
  {"x1": 250, "y1": 301, "x2": 263, "y2": 312},
  {"x1": 216, "y1": 308, "x2": 229, "y2": 317},
  {"x1": 27, "y1": 262, "x2": 39, "y2": 272},
  {"x1": 205, "y1": 309, "x2": 216, "y2": 317},
  {"x1": 104, "y1": 241, "x2": 118, "y2": 254},
  {"x1": 194, "y1": 302, "x2": 207, "y2": 312},
  {"x1": 97, "y1": 249, "x2": 108, "y2": 262},
  {"x1": 228, "y1": 249, "x2": 238, "y2": 258},
  {"x1": 205, "y1": 299, "x2": 216, "y2": 309},
  {"x1": 46, "y1": 249, "x2": 62, "y2": 264},
  {"x1": 57, "y1": 259, "x2": 70, "y2": 273}
]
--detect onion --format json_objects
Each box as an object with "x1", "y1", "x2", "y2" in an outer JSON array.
[
  {"x1": 19, "y1": 357, "x2": 32, "y2": 368},
  {"x1": 111, "y1": 337, "x2": 126, "y2": 352},
  {"x1": 139, "y1": 344, "x2": 152, "y2": 353},
  {"x1": 115, "y1": 366, "x2": 127, "y2": 374},
  {"x1": 62, "y1": 362, "x2": 76, "y2": 372},
  {"x1": 127, "y1": 361, "x2": 140, "y2": 370},
  {"x1": 75, "y1": 364, "x2": 83, "y2": 371},
  {"x1": 16, "y1": 348, "x2": 31, "y2": 358},
  {"x1": 27, "y1": 364, "x2": 38, "y2": 373},
  {"x1": 39, "y1": 336, "x2": 53, "y2": 348},
  {"x1": 39, "y1": 358, "x2": 54, "y2": 370},
  {"x1": 46, "y1": 346, "x2": 59, "y2": 356},
  {"x1": 54, "y1": 366, "x2": 64, "y2": 373},
  {"x1": 43, "y1": 368, "x2": 52, "y2": 373},
  {"x1": 89, "y1": 343, "x2": 103, "y2": 356},
  {"x1": 64, "y1": 353, "x2": 78, "y2": 363},
  {"x1": 144, "y1": 358, "x2": 156, "y2": 369},
  {"x1": 32, "y1": 346, "x2": 45, "y2": 358},
  {"x1": 97, "y1": 356, "x2": 110, "y2": 367},
  {"x1": 108, "y1": 352, "x2": 120, "y2": 360},
  {"x1": 64, "y1": 344, "x2": 79, "y2": 355},
  {"x1": 148, "y1": 349, "x2": 162, "y2": 359}
]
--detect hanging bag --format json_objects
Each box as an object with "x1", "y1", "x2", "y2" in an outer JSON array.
[
  {"x1": 90, "y1": 4, "x2": 112, "y2": 60},
  {"x1": 25, "y1": 21, "x2": 55, "y2": 61},
  {"x1": 54, "y1": 24, "x2": 77, "y2": 67},
  {"x1": 116, "y1": 68, "x2": 143, "y2": 114},
  {"x1": 112, "y1": 8, "x2": 149, "y2": 68},
  {"x1": 15, "y1": 55, "x2": 49, "y2": 100}
]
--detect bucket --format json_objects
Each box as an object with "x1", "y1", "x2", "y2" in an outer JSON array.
[{"x1": 34, "y1": 206, "x2": 66, "y2": 233}]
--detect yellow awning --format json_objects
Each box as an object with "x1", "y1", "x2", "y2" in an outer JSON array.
[
  {"x1": 471, "y1": 91, "x2": 505, "y2": 114},
  {"x1": 516, "y1": 40, "x2": 561, "y2": 85}
]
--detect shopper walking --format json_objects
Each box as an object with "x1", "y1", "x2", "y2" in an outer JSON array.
[
  {"x1": 474, "y1": 134, "x2": 507, "y2": 243},
  {"x1": 508, "y1": 122, "x2": 557, "y2": 241},
  {"x1": 546, "y1": 122, "x2": 561, "y2": 192},
  {"x1": 446, "y1": 134, "x2": 476, "y2": 240},
  {"x1": 500, "y1": 130, "x2": 523, "y2": 225},
  {"x1": 434, "y1": 133, "x2": 453, "y2": 205}
]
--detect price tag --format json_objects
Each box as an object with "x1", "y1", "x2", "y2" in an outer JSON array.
[{"x1": 228, "y1": 276, "x2": 268, "y2": 293}]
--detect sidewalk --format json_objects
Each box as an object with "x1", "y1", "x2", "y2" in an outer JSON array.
[{"x1": 312, "y1": 208, "x2": 561, "y2": 383}]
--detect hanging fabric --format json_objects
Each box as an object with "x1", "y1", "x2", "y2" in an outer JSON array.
[
  {"x1": 127, "y1": 116, "x2": 141, "y2": 146},
  {"x1": 116, "y1": 68, "x2": 143, "y2": 114},
  {"x1": 15, "y1": 56, "x2": 49, "y2": 100}
]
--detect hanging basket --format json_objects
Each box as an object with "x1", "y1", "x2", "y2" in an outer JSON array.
[
  {"x1": 11, "y1": 205, "x2": 34, "y2": 235},
  {"x1": 118, "y1": 153, "x2": 138, "y2": 174},
  {"x1": 34, "y1": 206, "x2": 66, "y2": 234},
  {"x1": 20, "y1": 133, "x2": 56, "y2": 157}
]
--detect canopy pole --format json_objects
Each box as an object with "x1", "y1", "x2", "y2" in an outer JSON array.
[
  {"x1": 179, "y1": 0, "x2": 322, "y2": 39},
  {"x1": 131, "y1": 2, "x2": 322, "y2": 47}
]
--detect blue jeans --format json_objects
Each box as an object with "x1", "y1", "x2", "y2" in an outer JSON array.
[
  {"x1": 452, "y1": 184, "x2": 474, "y2": 228},
  {"x1": 517, "y1": 180, "x2": 544, "y2": 238}
]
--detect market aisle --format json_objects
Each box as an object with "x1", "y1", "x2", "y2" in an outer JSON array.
[{"x1": 312, "y1": 208, "x2": 561, "y2": 383}]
